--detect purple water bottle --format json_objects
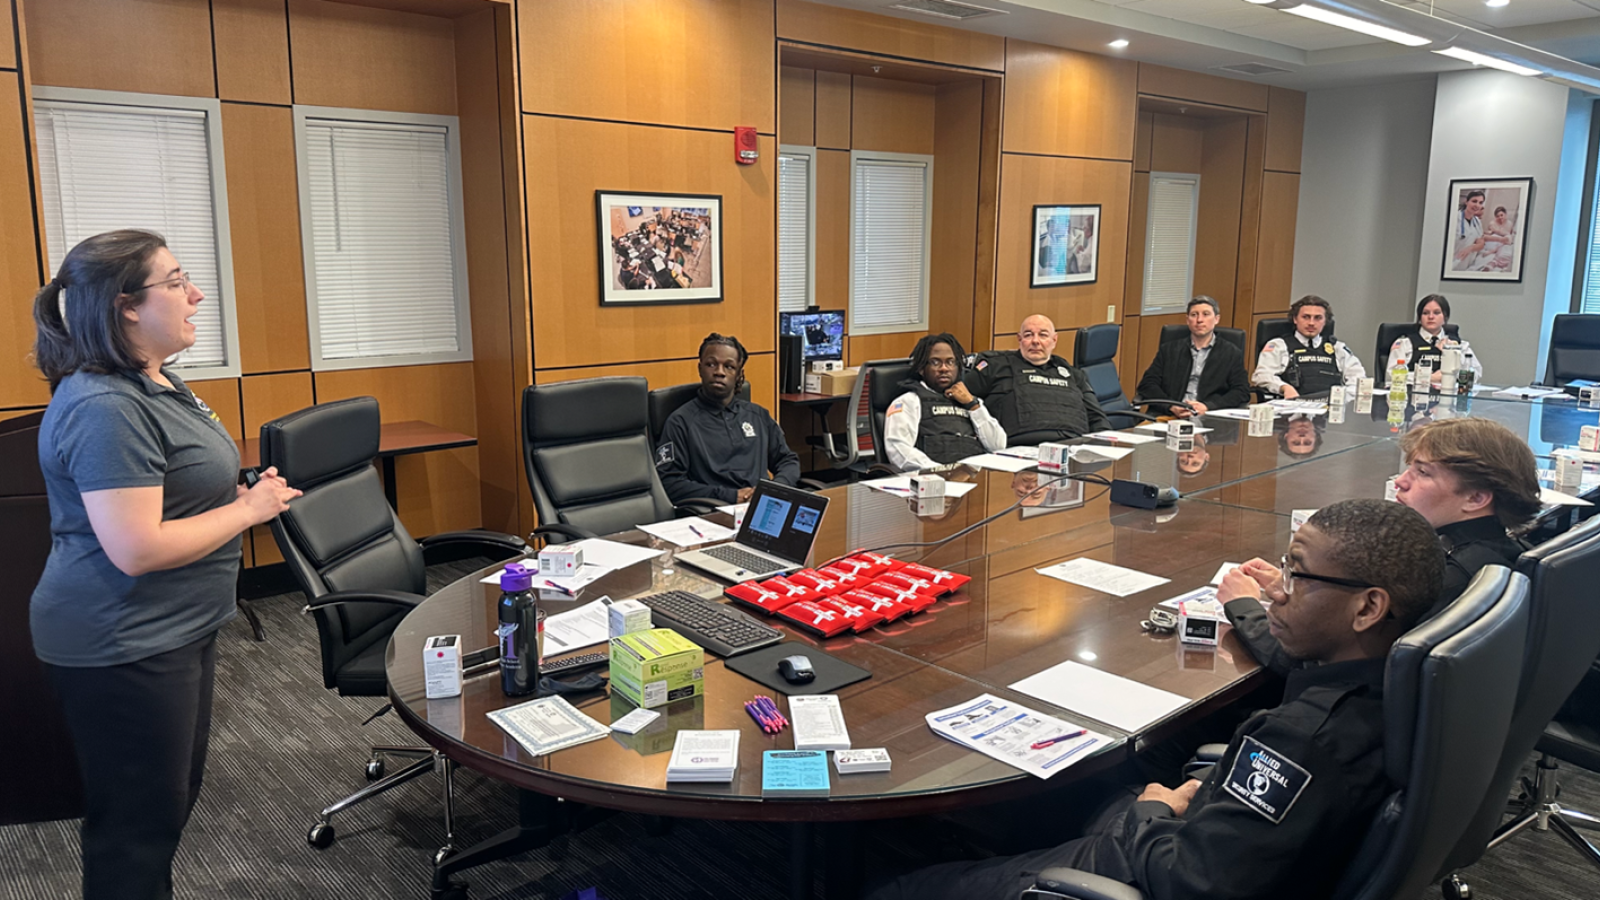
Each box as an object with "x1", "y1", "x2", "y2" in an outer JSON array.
[{"x1": 497, "y1": 563, "x2": 539, "y2": 697}]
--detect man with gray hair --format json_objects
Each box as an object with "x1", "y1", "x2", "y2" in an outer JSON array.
[
  {"x1": 963, "y1": 314, "x2": 1109, "y2": 444},
  {"x1": 1135, "y1": 296, "x2": 1250, "y2": 418}
]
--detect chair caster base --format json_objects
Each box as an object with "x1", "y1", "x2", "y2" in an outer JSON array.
[
  {"x1": 307, "y1": 821, "x2": 336, "y2": 849},
  {"x1": 431, "y1": 879, "x2": 469, "y2": 900},
  {"x1": 365, "y1": 757, "x2": 386, "y2": 781},
  {"x1": 1442, "y1": 874, "x2": 1472, "y2": 900},
  {"x1": 433, "y1": 844, "x2": 456, "y2": 867}
]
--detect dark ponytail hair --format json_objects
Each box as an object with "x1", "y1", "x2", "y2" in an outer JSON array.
[{"x1": 32, "y1": 229, "x2": 167, "y2": 391}]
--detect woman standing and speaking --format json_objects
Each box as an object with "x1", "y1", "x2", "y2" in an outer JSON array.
[{"x1": 30, "y1": 230, "x2": 300, "y2": 899}]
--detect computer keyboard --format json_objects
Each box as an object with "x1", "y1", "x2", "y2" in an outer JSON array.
[
  {"x1": 702, "y1": 544, "x2": 783, "y2": 573},
  {"x1": 635, "y1": 590, "x2": 785, "y2": 658}
]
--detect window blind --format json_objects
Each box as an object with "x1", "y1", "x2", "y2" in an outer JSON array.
[
  {"x1": 852, "y1": 155, "x2": 931, "y2": 333},
  {"x1": 302, "y1": 117, "x2": 466, "y2": 364},
  {"x1": 1142, "y1": 173, "x2": 1201, "y2": 316},
  {"x1": 778, "y1": 150, "x2": 813, "y2": 312},
  {"x1": 35, "y1": 101, "x2": 230, "y2": 371},
  {"x1": 1583, "y1": 177, "x2": 1600, "y2": 314}
]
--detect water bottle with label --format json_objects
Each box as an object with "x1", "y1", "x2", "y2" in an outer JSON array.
[
  {"x1": 497, "y1": 562, "x2": 541, "y2": 697},
  {"x1": 1456, "y1": 352, "x2": 1477, "y2": 395}
]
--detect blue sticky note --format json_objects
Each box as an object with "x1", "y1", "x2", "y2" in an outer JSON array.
[{"x1": 762, "y1": 750, "x2": 830, "y2": 796}]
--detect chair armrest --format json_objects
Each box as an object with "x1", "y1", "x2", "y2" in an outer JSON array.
[
  {"x1": 1107, "y1": 410, "x2": 1162, "y2": 425},
  {"x1": 867, "y1": 462, "x2": 901, "y2": 477},
  {"x1": 797, "y1": 478, "x2": 831, "y2": 492},
  {"x1": 302, "y1": 589, "x2": 425, "y2": 615},
  {"x1": 675, "y1": 499, "x2": 725, "y2": 517},
  {"x1": 1191, "y1": 743, "x2": 1228, "y2": 763},
  {"x1": 527, "y1": 523, "x2": 598, "y2": 546},
  {"x1": 419, "y1": 529, "x2": 528, "y2": 563},
  {"x1": 1023, "y1": 868, "x2": 1145, "y2": 900}
]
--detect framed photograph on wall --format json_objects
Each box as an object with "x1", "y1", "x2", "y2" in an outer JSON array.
[
  {"x1": 596, "y1": 191, "x2": 723, "y2": 305},
  {"x1": 1030, "y1": 204, "x2": 1101, "y2": 288},
  {"x1": 1441, "y1": 177, "x2": 1532, "y2": 282}
]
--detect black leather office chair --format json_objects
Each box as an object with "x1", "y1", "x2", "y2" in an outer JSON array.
[
  {"x1": 1072, "y1": 324, "x2": 1144, "y2": 428},
  {"x1": 1542, "y1": 314, "x2": 1600, "y2": 386},
  {"x1": 1373, "y1": 322, "x2": 1460, "y2": 376},
  {"x1": 867, "y1": 359, "x2": 917, "y2": 472},
  {"x1": 1024, "y1": 566, "x2": 1530, "y2": 900},
  {"x1": 1440, "y1": 514, "x2": 1600, "y2": 891},
  {"x1": 259, "y1": 397, "x2": 527, "y2": 850},
  {"x1": 647, "y1": 380, "x2": 750, "y2": 447},
  {"x1": 1156, "y1": 323, "x2": 1246, "y2": 356}
]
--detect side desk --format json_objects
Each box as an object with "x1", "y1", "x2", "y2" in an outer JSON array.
[{"x1": 239, "y1": 419, "x2": 477, "y2": 509}]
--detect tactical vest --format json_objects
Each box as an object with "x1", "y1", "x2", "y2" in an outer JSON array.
[
  {"x1": 904, "y1": 381, "x2": 985, "y2": 464},
  {"x1": 1407, "y1": 332, "x2": 1444, "y2": 371},
  {"x1": 1282, "y1": 337, "x2": 1343, "y2": 396},
  {"x1": 1009, "y1": 356, "x2": 1091, "y2": 440}
]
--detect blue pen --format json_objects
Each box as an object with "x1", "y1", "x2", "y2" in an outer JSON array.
[
  {"x1": 1030, "y1": 728, "x2": 1088, "y2": 750},
  {"x1": 689, "y1": 524, "x2": 705, "y2": 539}
]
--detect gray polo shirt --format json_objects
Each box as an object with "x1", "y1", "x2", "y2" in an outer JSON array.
[{"x1": 32, "y1": 368, "x2": 241, "y2": 667}]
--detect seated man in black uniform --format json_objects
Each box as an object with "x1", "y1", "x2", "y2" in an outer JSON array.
[
  {"x1": 1226, "y1": 417, "x2": 1538, "y2": 675},
  {"x1": 1251, "y1": 295, "x2": 1366, "y2": 399},
  {"x1": 868, "y1": 499, "x2": 1444, "y2": 900},
  {"x1": 883, "y1": 333, "x2": 1007, "y2": 472},
  {"x1": 1136, "y1": 296, "x2": 1250, "y2": 417},
  {"x1": 963, "y1": 314, "x2": 1108, "y2": 445},
  {"x1": 656, "y1": 333, "x2": 801, "y2": 505}
]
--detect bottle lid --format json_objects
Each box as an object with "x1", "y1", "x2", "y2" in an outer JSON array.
[{"x1": 500, "y1": 562, "x2": 534, "y2": 592}]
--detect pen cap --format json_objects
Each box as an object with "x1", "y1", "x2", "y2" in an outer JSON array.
[{"x1": 500, "y1": 562, "x2": 534, "y2": 593}]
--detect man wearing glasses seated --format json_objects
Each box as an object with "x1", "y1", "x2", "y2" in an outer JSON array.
[{"x1": 868, "y1": 500, "x2": 1444, "y2": 900}]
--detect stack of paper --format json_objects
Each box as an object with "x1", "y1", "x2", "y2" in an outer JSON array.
[
  {"x1": 487, "y1": 696, "x2": 610, "y2": 757},
  {"x1": 666, "y1": 729, "x2": 741, "y2": 783},
  {"x1": 1035, "y1": 558, "x2": 1171, "y2": 597},
  {"x1": 789, "y1": 695, "x2": 852, "y2": 752},
  {"x1": 1084, "y1": 430, "x2": 1161, "y2": 445},
  {"x1": 761, "y1": 750, "x2": 831, "y2": 796},
  {"x1": 925, "y1": 694, "x2": 1107, "y2": 780},
  {"x1": 636, "y1": 516, "x2": 738, "y2": 547},
  {"x1": 861, "y1": 476, "x2": 977, "y2": 498},
  {"x1": 958, "y1": 452, "x2": 1039, "y2": 473},
  {"x1": 1009, "y1": 661, "x2": 1189, "y2": 732},
  {"x1": 833, "y1": 748, "x2": 891, "y2": 775}
]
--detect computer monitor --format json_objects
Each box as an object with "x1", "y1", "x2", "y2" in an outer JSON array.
[{"x1": 779, "y1": 310, "x2": 846, "y2": 363}]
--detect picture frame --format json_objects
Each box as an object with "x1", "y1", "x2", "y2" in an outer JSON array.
[
  {"x1": 1441, "y1": 177, "x2": 1532, "y2": 282},
  {"x1": 596, "y1": 191, "x2": 723, "y2": 305},
  {"x1": 1030, "y1": 204, "x2": 1101, "y2": 288}
]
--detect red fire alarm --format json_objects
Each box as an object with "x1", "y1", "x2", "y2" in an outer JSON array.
[{"x1": 734, "y1": 126, "x2": 758, "y2": 165}]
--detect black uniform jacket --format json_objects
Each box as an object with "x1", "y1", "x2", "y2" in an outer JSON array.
[
  {"x1": 655, "y1": 389, "x2": 800, "y2": 504},
  {"x1": 1115, "y1": 657, "x2": 1390, "y2": 900},
  {"x1": 962, "y1": 350, "x2": 1109, "y2": 444},
  {"x1": 1135, "y1": 334, "x2": 1250, "y2": 411}
]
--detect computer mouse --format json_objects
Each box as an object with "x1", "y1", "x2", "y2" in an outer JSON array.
[{"x1": 777, "y1": 655, "x2": 816, "y2": 685}]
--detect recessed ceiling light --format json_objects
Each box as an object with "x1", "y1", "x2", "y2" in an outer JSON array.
[
  {"x1": 1485, "y1": 0, "x2": 1510, "y2": 8},
  {"x1": 1108, "y1": 39, "x2": 1130, "y2": 49},
  {"x1": 1282, "y1": 4, "x2": 1431, "y2": 47},
  {"x1": 1434, "y1": 46, "x2": 1540, "y2": 76}
]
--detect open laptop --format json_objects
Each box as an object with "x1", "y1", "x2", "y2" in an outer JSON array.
[{"x1": 677, "y1": 480, "x2": 830, "y2": 582}]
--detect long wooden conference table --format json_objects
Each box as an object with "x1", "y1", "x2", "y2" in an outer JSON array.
[{"x1": 385, "y1": 389, "x2": 1600, "y2": 900}]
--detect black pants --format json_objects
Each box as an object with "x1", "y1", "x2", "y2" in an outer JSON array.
[{"x1": 46, "y1": 632, "x2": 219, "y2": 900}]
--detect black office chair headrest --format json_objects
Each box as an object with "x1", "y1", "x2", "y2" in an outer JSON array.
[
  {"x1": 526, "y1": 377, "x2": 649, "y2": 445},
  {"x1": 260, "y1": 397, "x2": 381, "y2": 491},
  {"x1": 1074, "y1": 324, "x2": 1120, "y2": 368},
  {"x1": 869, "y1": 360, "x2": 915, "y2": 415},
  {"x1": 648, "y1": 381, "x2": 749, "y2": 445},
  {"x1": 1551, "y1": 314, "x2": 1600, "y2": 345}
]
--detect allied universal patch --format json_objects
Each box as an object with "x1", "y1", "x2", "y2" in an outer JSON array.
[
  {"x1": 741, "y1": 421, "x2": 756, "y2": 438},
  {"x1": 1223, "y1": 735, "x2": 1313, "y2": 824},
  {"x1": 656, "y1": 442, "x2": 675, "y2": 467}
]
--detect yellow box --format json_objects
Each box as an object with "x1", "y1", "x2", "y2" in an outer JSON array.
[{"x1": 609, "y1": 628, "x2": 704, "y2": 709}]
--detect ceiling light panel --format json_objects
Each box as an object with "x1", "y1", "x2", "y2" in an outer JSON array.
[
  {"x1": 1282, "y1": 4, "x2": 1433, "y2": 45},
  {"x1": 1434, "y1": 45, "x2": 1543, "y2": 75}
]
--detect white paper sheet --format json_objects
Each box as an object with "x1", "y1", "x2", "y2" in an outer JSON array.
[
  {"x1": 1268, "y1": 399, "x2": 1328, "y2": 416},
  {"x1": 1134, "y1": 422, "x2": 1214, "y2": 435},
  {"x1": 1494, "y1": 386, "x2": 1567, "y2": 400},
  {"x1": 925, "y1": 694, "x2": 1109, "y2": 780},
  {"x1": 861, "y1": 476, "x2": 977, "y2": 498},
  {"x1": 959, "y1": 453, "x2": 1039, "y2": 473},
  {"x1": 1203, "y1": 408, "x2": 1257, "y2": 420},
  {"x1": 1210, "y1": 562, "x2": 1242, "y2": 585},
  {"x1": 1035, "y1": 558, "x2": 1171, "y2": 597},
  {"x1": 1009, "y1": 661, "x2": 1190, "y2": 732},
  {"x1": 1083, "y1": 430, "x2": 1161, "y2": 445},
  {"x1": 995, "y1": 446, "x2": 1041, "y2": 460},
  {"x1": 541, "y1": 598, "x2": 613, "y2": 653},
  {"x1": 480, "y1": 563, "x2": 608, "y2": 594},
  {"x1": 1159, "y1": 584, "x2": 1219, "y2": 611},
  {"x1": 635, "y1": 516, "x2": 738, "y2": 547},
  {"x1": 1541, "y1": 487, "x2": 1595, "y2": 507},
  {"x1": 571, "y1": 538, "x2": 664, "y2": 570},
  {"x1": 1069, "y1": 445, "x2": 1134, "y2": 463}
]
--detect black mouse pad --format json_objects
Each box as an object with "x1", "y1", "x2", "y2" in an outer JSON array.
[{"x1": 724, "y1": 641, "x2": 872, "y2": 696}]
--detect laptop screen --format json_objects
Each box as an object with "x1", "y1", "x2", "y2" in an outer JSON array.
[{"x1": 735, "y1": 480, "x2": 830, "y2": 562}]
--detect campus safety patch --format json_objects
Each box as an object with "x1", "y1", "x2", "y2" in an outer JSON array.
[
  {"x1": 656, "y1": 442, "x2": 675, "y2": 467},
  {"x1": 1222, "y1": 735, "x2": 1312, "y2": 824},
  {"x1": 1057, "y1": 366, "x2": 1071, "y2": 380}
]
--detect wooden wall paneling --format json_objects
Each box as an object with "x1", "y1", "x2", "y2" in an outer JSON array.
[
  {"x1": 929, "y1": 80, "x2": 982, "y2": 350},
  {"x1": 0, "y1": 71, "x2": 46, "y2": 409},
  {"x1": 288, "y1": 0, "x2": 457, "y2": 115},
  {"x1": 1254, "y1": 172, "x2": 1299, "y2": 315},
  {"x1": 240, "y1": 371, "x2": 314, "y2": 435},
  {"x1": 990, "y1": 332, "x2": 1018, "y2": 351},
  {"x1": 518, "y1": 0, "x2": 774, "y2": 133},
  {"x1": 1265, "y1": 87, "x2": 1306, "y2": 174},
  {"x1": 970, "y1": 78, "x2": 1002, "y2": 354},
  {"x1": 815, "y1": 148, "x2": 849, "y2": 313},
  {"x1": 524, "y1": 117, "x2": 775, "y2": 369},
  {"x1": 25, "y1": 0, "x2": 214, "y2": 96},
  {"x1": 780, "y1": 66, "x2": 815, "y2": 146},
  {"x1": 1233, "y1": 117, "x2": 1268, "y2": 330},
  {"x1": 456, "y1": 7, "x2": 519, "y2": 537},
  {"x1": 1001, "y1": 40, "x2": 1137, "y2": 161},
  {"x1": 1194, "y1": 117, "x2": 1247, "y2": 311},
  {"x1": 1137, "y1": 64, "x2": 1268, "y2": 113},
  {"x1": 848, "y1": 332, "x2": 917, "y2": 366},
  {"x1": 1133, "y1": 111, "x2": 1153, "y2": 172},
  {"x1": 189, "y1": 378, "x2": 245, "y2": 442},
  {"x1": 814, "y1": 70, "x2": 851, "y2": 150},
  {"x1": 221, "y1": 103, "x2": 310, "y2": 375},
  {"x1": 537, "y1": 352, "x2": 776, "y2": 415},
  {"x1": 212, "y1": 0, "x2": 293, "y2": 105},
  {"x1": 776, "y1": 0, "x2": 1005, "y2": 72},
  {"x1": 1, "y1": 0, "x2": 14, "y2": 69},
  {"x1": 1148, "y1": 113, "x2": 1204, "y2": 174},
  {"x1": 995, "y1": 154, "x2": 1131, "y2": 335},
  {"x1": 850, "y1": 76, "x2": 934, "y2": 156},
  {"x1": 314, "y1": 362, "x2": 482, "y2": 536},
  {"x1": 1124, "y1": 171, "x2": 1148, "y2": 318}
]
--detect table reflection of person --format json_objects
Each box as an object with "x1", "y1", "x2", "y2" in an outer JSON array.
[
  {"x1": 1276, "y1": 414, "x2": 1324, "y2": 458},
  {"x1": 1176, "y1": 435, "x2": 1210, "y2": 477},
  {"x1": 1451, "y1": 189, "x2": 1487, "y2": 270}
]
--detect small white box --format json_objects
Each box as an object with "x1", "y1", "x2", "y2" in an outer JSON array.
[
  {"x1": 608, "y1": 598, "x2": 652, "y2": 639},
  {"x1": 1037, "y1": 442, "x2": 1072, "y2": 472},
  {"x1": 1248, "y1": 403, "x2": 1274, "y2": 437},
  {"x1": 1556, "y1": 453, "x2": 1584, "y2": 492},
  {"x1": 1328, "y1": 385, "x2": 1346, "y2": 406},
  {"x1": 909, "y1": 473, "x2": 945, "y2": 498},
  {"x1": 1415, "y1": 360, "x2": 1434, "y2": 390},
  {"x1": 1291, "y1": 509, "x2": 1318, "y2": 534},
  {"x1": 1165, "y1": 419, "x2": 1195, "y2": 452},
  {"x1": 423, "y1": 634, "x2": 463, "y2": 699},
  {"x1": 833, "y1": 748, "x2": 892, "y2": 775},
  {"x1": 1357, "y1": 377, "x2": 1376, "y2": 395},
  {"x1": 1581, "y1": 386, "x2": 1600, "y2": 407},
  {"x1": 1385, "y1": 475, "x2": 1399, "y2": 502},
  {"x1": 1579, "y1": 425, "x2": 1600, "y2": 453},
  {"x1": 803, "y1": 373, "x2": 823, "y2": 394},
  {"x1": 811, "y1": 359, "x2": 843, "y2": 373},
  {"x1": 1328, "y1": 403, "x2": 1346, "y2": 425},
  {"x1": 915, "y1": 496, "x2": 947, "y2": 517},
  {"x1": 1355, "y1": 393, "x2": 1374, "y2": 415},
  {"x1": 1178, "y1": 598, "x2": 1226, "y2": 646},
  {"x1": 539, "y1": 544, "x2": 584, "y2": 577}
]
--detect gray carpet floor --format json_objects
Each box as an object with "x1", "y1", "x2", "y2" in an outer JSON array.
[{"x1": 2, "y1": 559, "x2": 1598, "y2": 899}]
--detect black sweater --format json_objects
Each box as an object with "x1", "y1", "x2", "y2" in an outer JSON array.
[{"x1": 1135, "y1": 335, "x2": 1251, "y2": 411}]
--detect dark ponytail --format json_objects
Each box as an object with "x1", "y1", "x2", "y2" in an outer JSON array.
[{"x1": 31, "y1": 229, "x2": 167, "y2": 391}]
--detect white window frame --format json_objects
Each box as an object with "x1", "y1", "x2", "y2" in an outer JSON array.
[
  {"x1": 1141, "y1": 171, "x2": 1202, "y2": 316},
  {"x1": 777, "y1": 144, "x2": 817, "y2": 313},
  {"x1": 33, "y1": 86, "x2": 241, "y2": 380},
  {"x1": 849, "y1": 150, "x2": 933, "y2": 336},
  {"x1": 292, "y1": 104, "x2": 473, "y2": 372}
]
